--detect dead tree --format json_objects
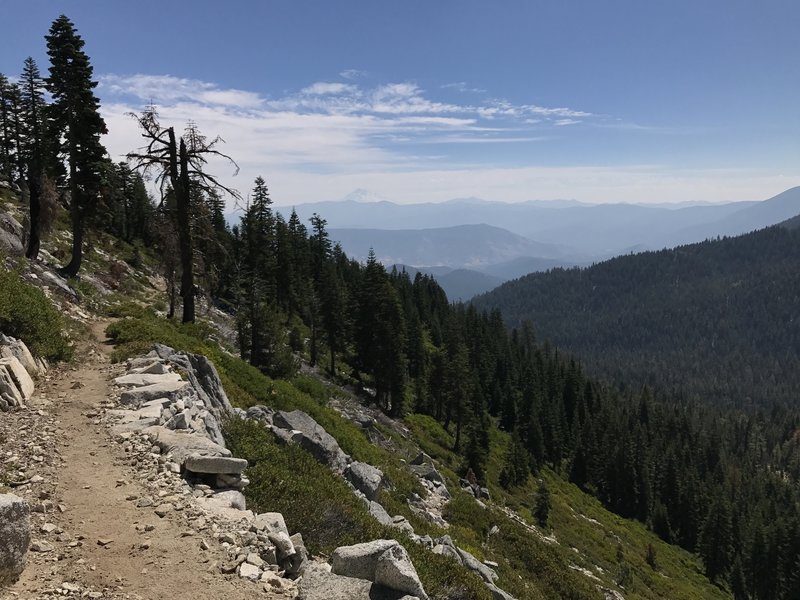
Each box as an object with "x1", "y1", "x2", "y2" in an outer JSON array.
[{"x1": 127, "y1": 107, "x2": 239, "y2": 323}]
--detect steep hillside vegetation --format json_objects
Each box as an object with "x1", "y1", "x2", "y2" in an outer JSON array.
[{"x1": 474, "y1": 222, "x2": 800, "y2": 409}]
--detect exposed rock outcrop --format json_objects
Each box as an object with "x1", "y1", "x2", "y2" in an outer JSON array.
[
  {"x1": 330, "y1": 540, "x2": 428, "y2": 600},
  {"x1": 272, "y1": 409, "x2": 350, "y2": 473},
  {"x1": 0, "y1": 494, "x2": 30, "y2": 587}
]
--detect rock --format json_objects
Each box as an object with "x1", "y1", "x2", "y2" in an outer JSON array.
[
  {"x1": 252, "y1": 512, "x2": 289, "y2": 536},
  {"x1": 268, "y1": 531, "x2": 296, "y2": 559},
  {"x1": 374, "y1": 543, "x2": 429, "y2": 600},
  {"x1": 120, "y1": 381, "x2": 189, "y2": 405},
  {"x1": 409, "y1": 464, "x2": 445, "y2": 484},
  {"x1": 487, "y1": 582, "x2": 518, "y2": 600},
  {"x1": 154, "y1": 346, "x2": 233, "y2": 422},
  {"x1": 0, "y1": 211, "x2": 23, "y2": 255},
  {"x1": 390, "y1": 515, "x2": 415, "y2": 535},
  {"x1": 184, "y1": 454, "x2": 248, "y2": 475},
  {"x1": 297, "y1": 562, "x2": 373, "y2": 600},
  {"x1": 246, "y1": 553, "x2": 265, "y2": 567},
  {"x1": 238, "y1": 561, "x2": 261, "y2": 581},
  {"x1": 144, "y1": 425, "x2": 231, "y2": 465},
  {"x1": 136, "y1": 496, "x2": 154, "y2": 508},
  {"x1": 368, "y1": 501, "x2": 393, "y2": 526},
  {"x1": 456, "y1": 547, "x2": 498, "y2": 583},
  {"x1": 345, "y1": 461, "x2": 384, "y2": 500},
  {"x1": 272, "y1": 410, "x2": 350, "y2": 473},
  {"x1": 0, "y1": 357, "x2": 34, "y2": 401},
  {"x1": 134, "y1": 361, "x2": 171, "y2": 375},
  {"x1": 286, "y1": 533, "x2": 309, "y2": 576},
  {"x1": 29, "y1": 540, "x2": 53, "y2": 553},
  {"x1": 331, "y1": 539, "x2": 399, "y2": 581},
  {"x1": 0, "y1": 494, "x2": 30, "y2": 586},
  {"x1": 0, "y1": 365, "x2": 24, "y2": 410},
  {"x1": 212, "y1": 490, "x2": 246, "y2": 510},
  {"x1": 0, "y1": 335, "x2": 39, "y2": 377},
  {"x1": 410, "y1": 452, "x2": 431, "y2": 466},
  {"x1": 154, "y1": 503, "x2": 173, "y2": 518},
  {"x1": 246, "y1": 405, "x2": 274, "y2": 423},
  {"x1": 114, "y1": 372, "x2": 183, "y2": 387},
  {"x1": 298, "y1": 561, "x2": 417, "y2": 600},
  {"x1": 432, "y1": 543, "x2": 461, "y2": 563}
]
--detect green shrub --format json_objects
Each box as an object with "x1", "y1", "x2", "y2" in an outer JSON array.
[
  {"x1": 224, "y1": 418, "x2": 491, "y2": 600},
  {"x1": 0, "y1": 261, "x2": 72, "y2": 361}
]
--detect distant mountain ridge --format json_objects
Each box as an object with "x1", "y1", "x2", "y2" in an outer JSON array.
[{"x1": 279, "y1": 187, "x2": 800, "y2": 258}]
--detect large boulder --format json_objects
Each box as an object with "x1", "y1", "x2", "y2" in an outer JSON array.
[
  {"x1": 331, "y1": 540, "x2": 427, "y2": 600},
  {"x1": 272, "y1": 410, "x2": 350, "y2": 473},
  {"x1": 0, "y1": 357, "x2": 34, "y2": 401},
  {"x1": 0, "y1": 212, "x2": 23, "y2": 256},
  {"x1": 345, "y1": 461, "x2": 384, "y2": 500},
  {"x1": 409, "y1": 463, "x2": 445, "y2": 484},
  {"x1": 374, "y1": 543, "x2": 429, "y2": 600},
  {"x1": 0, "y1": 494, "x2": 30, "y2": 586},
  {"x1": 299, "y1": 562, "x2": 418, "y2": 600},
  {"x1": 456, "y1": 547, "x2": 498, "y2": 584},
  {"x1": 0, "y1": 366, "x2": 24, "y2": 411},
  {"x1": 143, "y1": 425, "x2": 231, "y2": 465},
  {"x1": 0, "y1": 335, "x2": 39, "y2": 377},
  {"x1": 331, "y1": 539, "x2": 399, "y2": 581},
  {"x1": 152, "y1": 345, "x2": 233, "y2": 418},
  {"x1": 487, "y1": 582, "x2": 517, "y2": 600},
  {"x1": 184, "y1": 454, "x2": 248, "y2": 475},
  {"x1": 368, "y1": 501, "x2": 393, "y2": 526},
  {"x1": 120, "y1": 381, "x2": 188, "y2": 406},
  {"x1": 113, "y1": 372, "x2": 183, "y2": 387}
]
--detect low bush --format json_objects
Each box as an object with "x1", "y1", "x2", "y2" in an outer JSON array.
[
  {"x1": 0, "y1": 261, "x2": 72, "y2": 361},
  {"x1": 224, "y1": 418, "x2": 491, "y2": 600}
]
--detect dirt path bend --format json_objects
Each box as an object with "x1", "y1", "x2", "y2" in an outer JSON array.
[{"x1": 6, "y1": 319, "x2": 273, "y2": 599}]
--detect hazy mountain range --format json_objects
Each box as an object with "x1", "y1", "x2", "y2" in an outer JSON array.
[{"x1": 267, "y1": 186, "x2": 800, "y2": 300}]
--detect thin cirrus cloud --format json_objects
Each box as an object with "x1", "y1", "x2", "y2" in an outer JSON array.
[
  {"x1": 94, "y1": 72, "x2": 788, "y2": 206},
  {"x1": 98, "y1": 72, "x2": 593, "y2": 178}
]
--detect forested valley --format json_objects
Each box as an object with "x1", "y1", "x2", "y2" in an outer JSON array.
[{"x1": 2, "y1": 14, "x2": 800, "y2": 600}]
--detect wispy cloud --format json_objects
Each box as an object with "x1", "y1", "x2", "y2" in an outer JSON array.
[
  {"x1": 301, "y1": 82, "x2": 359, "y2": 95},
  {"x1": 441, "y1": 81, "x2": 487, "y2": 94},
  {"x1": 340, "y1": 69, "x2": 367, "y2": 80},
  {"x1": 101, "y1": 74, "x2": 263, "y2": 108},
  {"x1": 96, "y1": 72, "x2": 779, "y2": 208}
]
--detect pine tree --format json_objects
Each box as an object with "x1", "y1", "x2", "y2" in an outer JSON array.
[
  {"x1": 19, "y1": 57, "x2": 55, "y2": 258},
  {"x1": 0, "y1": 74, "x2": 15, "y2": 182},
  {"x1": 697, "y1": 494, "x2": 734, "y2": 582},
  {"x1": 500, "y1": 427, "x2": 530, "y2": 488},
  {"x1": 534, "y1": 480, "x2": 552, "y2": 528},
  {"x1": 45, "y1": 15, "x2": 108, "y2": 277}
]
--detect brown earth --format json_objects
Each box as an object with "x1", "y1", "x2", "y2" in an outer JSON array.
[{"x1": 4, "y1": 319, "x2": 276, "y2": 599}]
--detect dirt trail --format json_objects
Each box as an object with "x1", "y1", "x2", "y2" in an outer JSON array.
[{"x1": 7, "y1": 319, "x2": 270, "y2": 599}]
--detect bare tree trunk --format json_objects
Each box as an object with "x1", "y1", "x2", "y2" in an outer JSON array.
[
  {"x1": 59, "y1": 160, "x2": 82, "y2": 278},
  {"x1": 176, "y1": 136, "x2": 194, "y2": 323},
  {"x1": 25, "y1": 174, "x2": 41, "y2": 259}
]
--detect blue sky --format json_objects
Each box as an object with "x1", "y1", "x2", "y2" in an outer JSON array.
[{"x1": 2, "y1": 0, "x2": 800, "y2": 206}]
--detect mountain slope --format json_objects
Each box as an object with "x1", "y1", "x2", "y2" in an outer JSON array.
[{"x1": 473, "y1": 220, "x2": 800, "y2": 407}]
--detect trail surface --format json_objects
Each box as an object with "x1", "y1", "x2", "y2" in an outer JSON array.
[{"x1": 6, "y1": 319, "x2": 269, "y2": 599}]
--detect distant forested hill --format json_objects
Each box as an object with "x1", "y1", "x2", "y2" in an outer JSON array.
[{"x1": 473, "y1": 220, "x2": 800, "y2": 408}]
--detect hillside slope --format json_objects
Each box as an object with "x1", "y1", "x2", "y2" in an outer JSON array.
[{"x1": 473, "y1": 220, "x2": 800, "y2": 407}]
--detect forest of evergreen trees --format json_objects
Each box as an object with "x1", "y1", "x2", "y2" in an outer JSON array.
[
  {"x1": 3, "y1": 15, "x2": 800, "y2": 600},
  {"x1": 473, "y1": 223, "x2": 800, "y2": 409}
]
